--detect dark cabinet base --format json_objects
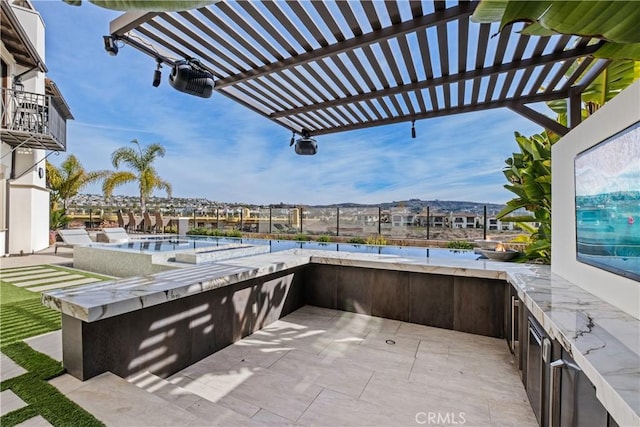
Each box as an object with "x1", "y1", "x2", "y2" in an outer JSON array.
[{"x1": 305, "y1": 265, "x2": 505, "y2": 338}]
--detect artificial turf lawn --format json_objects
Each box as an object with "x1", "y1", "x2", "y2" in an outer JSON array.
[
  {"x1": 0, "y1": 281, "x2": 61, "y2": 347},
  {"x1": 1, "y1": 342, "x2": 104, "y2": 427},
  {"x1": 0, "y1": 277, "x2": 105, "y2": 426}
]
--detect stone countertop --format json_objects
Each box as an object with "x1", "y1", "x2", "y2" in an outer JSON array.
[{"x1": 41, "y1": 249, "x2": 638, "y2": 425}]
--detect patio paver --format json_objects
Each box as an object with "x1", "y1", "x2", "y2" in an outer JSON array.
[
  {"x1": 41, "y1": 306, "x2": 537, "y2": 426},
  {"x1": 0, "y1": 353, "x2": 27, "y2": 382},
  {"x1": 1, "y1": 389, "x2": 27, "y2": 416}
]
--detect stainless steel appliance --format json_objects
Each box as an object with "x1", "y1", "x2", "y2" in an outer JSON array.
[
  {"x1": 549, "y1": 350, "x2": 609, "y2": 427},
  {"x1": 527, "y1": 316, "x2": 550, "y2": 425}
]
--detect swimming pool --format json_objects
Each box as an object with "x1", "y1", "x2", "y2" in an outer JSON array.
[
  {"x1": 98, "y1": 239, "x2": 219, "y2": 252},
  {"x1": 189, "y1": 236, "x2": 480, "y2": 260},
  {"x1": 76, "y1": 236, "x2": 480, "y2": 277}
]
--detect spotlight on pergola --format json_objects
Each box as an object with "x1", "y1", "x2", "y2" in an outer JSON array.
[
  {"x1": 293, "y1": 129, "x2": 317, "y2": 155},
  {"x1": 168, "y1": 59, "x2": 214, "y2": 98}
]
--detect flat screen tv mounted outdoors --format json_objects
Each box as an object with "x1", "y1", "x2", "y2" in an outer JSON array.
[{"x1": 574, "y1": 121, "x2": 640, "y2": 281}]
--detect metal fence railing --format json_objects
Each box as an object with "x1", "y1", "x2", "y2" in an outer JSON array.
[{"x1": 66, "y1": 205, "x2": 527, "y2": 242}]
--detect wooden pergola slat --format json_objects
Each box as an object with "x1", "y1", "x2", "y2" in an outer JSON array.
[
  {"x1": 269, "y1": 43, "x2": 601, "y2": 119},
  {"x1": 108, "y1": 0, "x2": 609, "y2": 137}
]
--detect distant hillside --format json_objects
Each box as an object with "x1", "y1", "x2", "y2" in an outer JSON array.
[
  {"x1": 313, "y1": 199, "x2": 505, "y2": 214},
  {"x1": 72, "y1": 194, "x2": 506, "y2": 215}
]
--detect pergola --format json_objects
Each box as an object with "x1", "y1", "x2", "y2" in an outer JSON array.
[{"x1": 108, "y1": 0, "x2": 610, "y2": 138}]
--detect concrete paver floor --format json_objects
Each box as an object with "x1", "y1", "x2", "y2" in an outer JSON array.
[
  {"x1": 1, "y1": 245, "x2": 73, "y2": 269},
  {"x1": 44, "y1": 306, "x2": 536, "y2": 426}
]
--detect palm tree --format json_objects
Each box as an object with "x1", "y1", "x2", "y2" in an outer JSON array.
[
  {"x1": 102, "y1": 140, "x2": 172, "y2": 213},
  {"x1": 46, "y1": 154, "x2": 109, "y2": 212}
]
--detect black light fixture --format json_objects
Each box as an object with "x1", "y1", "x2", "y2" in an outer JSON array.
[
  {"x1": 411, "y1": 120, "x2": 416, "y2": 139},
  {"x1": 103, "y1": 35, "x2": 118, "y2": 56},
  {"x1": 152, "y1": 59, "x2": 162, "y2": 87},
  {"x1": 294, "y1": 129, "x2": 318, "y2": 155},
  {"x1": 169, "y1": 59, "x2": 215, "y2": 98},
  {"x1": 289, "y1": 131, "x2": 296, "y2": 147}
]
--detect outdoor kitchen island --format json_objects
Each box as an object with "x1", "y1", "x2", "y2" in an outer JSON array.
[{"x1": 42, "y1": 249, "x2": 638, "y2": 427}]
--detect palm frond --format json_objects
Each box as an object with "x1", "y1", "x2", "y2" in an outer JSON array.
[{"x1": 102, "y1": 171, "x2": 137, "y2": 198}]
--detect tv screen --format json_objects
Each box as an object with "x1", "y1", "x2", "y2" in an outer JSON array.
[{"x1": 574, "y1": 121, "x2": 640, "y2": 281}]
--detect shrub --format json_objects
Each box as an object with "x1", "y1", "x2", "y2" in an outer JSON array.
[
  {"x1": 225, "y1": 229, "x2": 242, "y2": 238},
  {"x1": 186, "y1": 228, "x2": 243, "y2": 238},
  {"x1": 447, "y1": 240, "x2": 473, "y2": 249},
  {"x1": 294, "y1": 233, "x2": 310, "y2": 241},
  {"x1": 49, "y1": 209, "x2": 70, "y2": 230},
  {"x1": 186, "y1": 227, "x2": 208, "y2": 236},
  {"x1": 365, "y1": 235, "x2": 387, "y2": 246},
  {"x1": 347, "y1": 237, "x2": 366, "y2": 244},
  {"x1": 316, "y1": 235, "x2": 332, "y2": 243}
]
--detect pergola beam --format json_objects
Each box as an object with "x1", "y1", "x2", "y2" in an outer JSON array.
[
  {"x1": 215, "y1": 2, "x2": 477, "y2": 89},
  {"x1": 508, "y1": 103, "x2": 570, "y2": 136},
  {"x1": 313, "y1": 91, "x2": 570, "y2": 136},
  {"x1": 568, "y1": 88, "x2": 582, "y2": 129},
  {"x1": 110, "y1": 11, "x2": 159, "y2": 36},
  {"x1": 270, "y1": 43, "x2": 602, "y2": 119}
]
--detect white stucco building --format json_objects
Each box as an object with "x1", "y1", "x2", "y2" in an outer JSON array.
[{"x1": 0, "y1": 0, "x2": 72, "y2": 255}]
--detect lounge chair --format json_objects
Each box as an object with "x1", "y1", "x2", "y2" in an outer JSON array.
[
  {"x1": 127, "y1": 211, "x2": 143, "y2": 232},
  {"x1": 101, "y1": 227, "x2": 133, "y2": 243},
  {"x1": 155, "y1": 211, "x2": 171, "y2": 233},
  {"x1": 143, "y1": 211, "x2": 157, "y2": 233},
  {"x1": 116, "y1": 210, "x2": 130, "y2": 230},
  {"x1": 54, "y1": 229, "x2": 93, "y2": 254}
]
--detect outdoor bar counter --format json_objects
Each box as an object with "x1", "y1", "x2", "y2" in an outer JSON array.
[{"x1": 42, "y1": 249, "x2": 639, "y2": 426}]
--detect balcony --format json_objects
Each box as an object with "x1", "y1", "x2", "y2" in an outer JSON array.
[{"x1": 1, "y1": 87, "x2": 69, "y2": 151}]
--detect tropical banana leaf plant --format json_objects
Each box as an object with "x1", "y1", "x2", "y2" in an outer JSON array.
[
  {"x1": 471, "y1": 1, "x2": 640, "y2": 60},
  {"x1": 547, "y1": 60, "x2": 640, "y2": 116},
  {"x1": 497, "y1": 131, "x2": 555, "y2": 263}
]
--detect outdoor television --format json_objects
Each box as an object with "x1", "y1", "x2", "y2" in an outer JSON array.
[{"x1": 574, "y1": 121, "x2": 640, "y2": 281}]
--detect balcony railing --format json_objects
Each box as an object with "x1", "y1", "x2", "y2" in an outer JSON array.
[{"x1": 0, "y1": 87, "x2": 67, "y2": 151}]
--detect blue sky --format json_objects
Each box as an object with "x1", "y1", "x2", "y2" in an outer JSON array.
[{"x1": 38, "y1": 1, "x2": 547, "y2": 205}]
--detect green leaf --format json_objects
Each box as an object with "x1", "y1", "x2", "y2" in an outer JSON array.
[
  {"x1": 536, "y1": 2, "x2": 640, "y2": 44},
  {"x1": 594, "y1": 43, "x2": 640, "y2": 60},
  {"x1": 583, "y1": 60, "x2": 640, "y2": 105},
  {"x1": 519, "y1": 21, "x2": 560, "y2": 37},
  {"x1": 473, "y1": 1, "x2": 640, "y2": 63},
  {"x1": 496, "y1": 200, "x2": 529, "y2": 219},
  {"x1": 64, "y1": 0, "x2": 219, "y2": 11},
  {"x1": 500, "y1": 2, "x2": 551, "y2": 30},
  {"x1": 470, "y1": 0, "x2": 509, "y2": 23}
]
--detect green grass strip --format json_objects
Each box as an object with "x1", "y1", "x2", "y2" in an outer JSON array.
[
  {"x1": 0, "y1": 274, "x2": 107, "y2": 427},
  {"x1": 1, "y1": 280, "x2": 37, "y2": 304},
  {"x1": 0, "y1": 283, "x2": 61, "y2": 347},
  {"x1": 1, "y1": 342, "x2": 104, "y2": 427}
]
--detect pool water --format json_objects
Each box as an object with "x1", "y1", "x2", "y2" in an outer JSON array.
[
  {"x1": 103, "y1": 239, "x2": 219, "y2": 252},
  {"x1": 99, "y1": 237, "x2": 479, "y2": 260},
  {"x1": 190, "y1": 236, "x2": 480, "y2": 260}
]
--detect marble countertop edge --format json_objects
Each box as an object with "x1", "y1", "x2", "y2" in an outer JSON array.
[{"x1": 506, "y1": 271, "x2": 639, "y2": 426}]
